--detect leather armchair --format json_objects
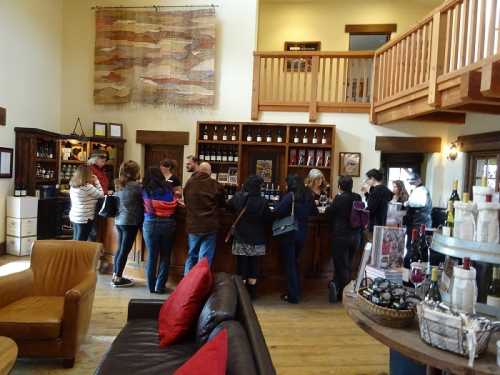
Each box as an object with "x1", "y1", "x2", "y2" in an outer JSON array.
[{"x1": 0, "y1": 240, "x2": 101, "y2": 368}]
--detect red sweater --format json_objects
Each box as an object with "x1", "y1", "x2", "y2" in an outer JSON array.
[{"x1": 91, "y1": 165, "x2": 109, "y2": 193}]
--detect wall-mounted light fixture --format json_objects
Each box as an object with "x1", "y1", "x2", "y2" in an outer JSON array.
[{"x1": 445, "y1": 141, "x2": 459, "y2": 161}]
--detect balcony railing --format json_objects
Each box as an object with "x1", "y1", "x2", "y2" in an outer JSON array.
[
  {"x1": 251, "y1": 51, "x2": 374, "y2": 121},
  {"x1": 371, "y1": 0, "x2": 500, "y2": 124}
]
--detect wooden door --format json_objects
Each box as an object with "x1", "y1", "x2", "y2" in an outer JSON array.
[{"x1": 144, "y1": 144, "x2": 184, "y2": 184}]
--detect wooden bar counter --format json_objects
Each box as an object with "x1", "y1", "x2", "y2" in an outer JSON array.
[{"x1": 99, "y1": 208, "x2": 334, "y2": 287}]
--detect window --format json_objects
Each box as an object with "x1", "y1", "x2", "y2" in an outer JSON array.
[
  {"x1": 283, "y1": 41, "x2": 321, "y2": 72},
  {"x1": 468, "y1": 152, "x2": 500, "y2": 193},
  {"x1": 388, "y1": 167, "x2": 415, "y2": 194},
  {"x1": 381, "y1": 153, "x2": 423, "y2": 194},
  {"x1": 349, "y1": 34, "x2": 389, "y2": 51}
]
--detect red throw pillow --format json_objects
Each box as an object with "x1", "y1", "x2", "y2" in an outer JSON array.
[
  {"x1": 174, "y1": 329, "x2": 228, "y2": 375},
  {"x1": 158, "y1": 257, "x2": 213, "y2": 347}
]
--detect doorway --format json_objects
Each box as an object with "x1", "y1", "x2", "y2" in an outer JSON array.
[{"x1": 381, "y1": 153, "x2": 423, "y2": 193}]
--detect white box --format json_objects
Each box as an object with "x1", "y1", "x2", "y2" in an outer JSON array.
[
  {"x1": 6, "y1": 235, "x2": 36, "y2": 256},
  {"x1": 6, "y1": 217, "x2": 37, "y2": 237},
  {"x1": 6, "y1": 196, "x2": 38, "y2": 218}
]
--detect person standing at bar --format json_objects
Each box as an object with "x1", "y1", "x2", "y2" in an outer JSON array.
[
  {"x1": 185, "y1": 155, "x2": 199, "y2": 175},
  {"x1": 326, "y1": 176, "x2": 362, "y2": 301},
  {"x1": 361, "y1": 168, "x2": 393, "y2": 232},
  {"x1": 183, "y1": 162, "x2": 225, "y2": 274},
  {"x1": 392, "y1": 180, "x2": 409, "y2": 204},
  {"x1": 69, "y1": 165, "x2": 104, "y2": 241},
  {"x1": 142, "y1": 167, "x2": 178, "y2": 294},
  {"x1": 160, "y1": 158, "x2": 182, "y2": 198},
  {"x1": 112, "y1": 160, "x2": 143, "y2": 288},
  {"x1": 274, "y1": 175, "x2": 318, "y2": 304},
  {"x1": 227, "y1": 175, "x2": 272, "y2": 300},
  {"x1": 306, "y1": 168, "x2": 327, "y2": 201},
  {"x1": 88, "y1": 151, "x2": 109, "y2": 193}
]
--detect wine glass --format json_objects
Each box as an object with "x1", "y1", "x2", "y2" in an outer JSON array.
[
  {"x1": 319, "y1": 193, "x2": 328, "y2": 208},
  {"x1": 410, "y1": 262, "x2": 425, "y2": 290}
]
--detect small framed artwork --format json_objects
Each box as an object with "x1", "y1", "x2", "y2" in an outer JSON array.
[
  {"x1": 93, "y1": 122, "x2": 108, "y2": 137},
  {"x1": 108, "y1": 123, "x2": 123, "y2": 138},
  {"x1": 217, "y1": 172, "x2": 229, "y2": 184},
  {"x1": 228, "y1": 167, "x2": 238, "y2": 185},
  {"x1": 339, "y1": 152, "x2": 361, "y2": 177},
  {"x1": 0, "y1": 147, "x2": 13, "y2": 178}
]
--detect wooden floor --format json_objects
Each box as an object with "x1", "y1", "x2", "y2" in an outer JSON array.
[{"x1": 0, "y1": 255, "x2": 388, "y2": 375}]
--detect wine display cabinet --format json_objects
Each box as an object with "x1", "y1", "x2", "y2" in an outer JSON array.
[{"x1": 196, "y1": 121, "x2": 335, "y2": 195}]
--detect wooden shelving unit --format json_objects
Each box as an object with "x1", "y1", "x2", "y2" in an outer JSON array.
[{"x1": 196, "y1": 121, "x2": 335, "y2": 192}]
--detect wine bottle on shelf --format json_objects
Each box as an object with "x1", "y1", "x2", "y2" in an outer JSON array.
[
  {"x1": 216, "y1": 147, "x2": 222, "y2": 162},
  {"x1": 293, "y1": 128, "x2": 300, "y2": 143},
  {"x1": 449, "y1": 180, "x2": 460, "y2": 212},
  {"x1": 265, "y1": 184, "x2": 271, "y2": 201},
  {"x1": 231, "y1": 126, "x2": 237, "y2": 141},
  {"x1": 234, "y1": 147, "x2": 239, "y2": 163},
  {"x1": 302, "y1": 128, "x2": 308, "y2": 144},
  {"x1": 209, "y1": 146, "x2": 216, "y2": 162},
  {"x1": 228, "y1": 147, "x2": 234, "y2": 162},
  {"x1": 199, "y1": 145, "x2": 205, "y2": 161},
  {"x1": 256, "y1": 128, "x2": 263, "y2": 142},
  {"x1": 425, "y1": 267, "x2": 442, "y2": 302},
  {"x1": 202, "y1": 125, "x2": 209, "y2": 140},
  {"x1": 277, "y1": 129, "x2": 283, "y2": 143},
  {"x1": 312, "y1": 129, "x2": 318, "y2": 144},
  {"x1": 222, "y1": 126, "x2": 228, "y2": 141},
  {"x1": 212, "y1": 125, "x2": 218, "y2": 141},
  {"x1": 445, "y1": 200, "x2": 454, "y2": 236},
  {"x1": 321, "y1": 129, "x2": 327, "y2": 144},
  {"x1": 246, "y1": 128, "x2": 253, "y2": 142},
  {"x1": 222, "y1": 147, "x2": 228, "y2": 162},
  {"x1": 487, "y1": 266, "x2": 500, "y2": 307},
  {"x1": 266, "y1": 128, "x2": 272, "y2": 143}
]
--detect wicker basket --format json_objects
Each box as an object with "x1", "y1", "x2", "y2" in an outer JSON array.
[{"x1": 356, "y1": 288, "x2": 416, "y2": 328}]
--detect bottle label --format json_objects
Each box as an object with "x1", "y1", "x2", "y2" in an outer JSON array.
[
  {"x1": 213, "y1": 135, "x2": 218, "y2": 141},
  {"x1": 257, "y1": 136, "x2": 262, "y2": 142},
  {"x1": 222, "y1": 135, "x2": 227, "y2": 141},
  {"x1": 199, "y1": 154, "x2": 205, "y2": 161},
  {"x1": 312, "y1": 138, "x2": 318, "y2": 144},
  {"x1": 487, "y1": 295, "x2": 500, "y2": 307},
  {"x1": 322, "y1": 138, "x2": 327, "y2": 144},
  {"x1": 277, "y1": 137, "x2": 283, "y2": 143},
  {"x1": 247, "y1": 136, "x2": 252, "y2": 142},
  {"x1": 231, "y1": 136, "x2": 236, "y2": 141},
  {"x1": 222, "y1": 155, "x2": 228, "y2": 162},
  {"x1": 203, "y1": 135, "x2": 208, "y2": 140},
  {"x1": 266, "y1": 137, "x2": 272, "y2": 142},
  {"x1": 234, "y1": 156, "x2": 239, "y2": 162},
  {"x1": 293, "y1": 138, "x2": 299, "y2": 143},
  {"x1": 303, "y1": 138, "x2": 308, "y2": 144}
]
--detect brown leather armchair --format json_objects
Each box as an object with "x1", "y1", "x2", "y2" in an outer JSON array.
[{"x1": 0, "y1": 240, "x2": 101, "y2": 368}]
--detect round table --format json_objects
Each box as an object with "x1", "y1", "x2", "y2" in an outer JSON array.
[
  {"x1": 343, "y1": 282, "x2": 499, "y2": 375},
  {"x1": 0, "y1": 337, "x2": 17, "y2": 374}
]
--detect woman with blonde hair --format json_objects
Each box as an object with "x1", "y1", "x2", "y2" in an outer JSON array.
[
  {"x1": 69, "y1": 165, "x2": 104, "y2": 241},
  {"x1": 306, "y1": 168, "x2": 326, "y2": 200},
  {"x1": 112, "y1": 160, "x2": 143, "y2": 288}
]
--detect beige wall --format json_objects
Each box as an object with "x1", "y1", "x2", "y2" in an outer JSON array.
[
  {"x1": 60, "y1": 0, "x2": 259, "y2": 184},
  {"x1": 258, "y1": 0, "x2": 443, "y2": 50},
  {"x1": 0, "y1": 0, "x2": 63, "y2": 244}
]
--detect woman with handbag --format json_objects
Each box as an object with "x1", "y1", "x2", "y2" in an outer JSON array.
[
  {"x1": 274, "y1": 175, "x2": 318, "y2": 304},
  {"x1": 142, "y1": 167, "x2": 178, "y2": 294},
  {"x1": 227, "y1": 175, "x2": 272, "y2": 300},
  {"x1": 112, "y1": 160, "x2": 143, "y2": 288}
]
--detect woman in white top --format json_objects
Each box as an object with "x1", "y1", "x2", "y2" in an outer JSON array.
[{"x1": 69, "y1": 165, "x2": 104, "y2": 241}]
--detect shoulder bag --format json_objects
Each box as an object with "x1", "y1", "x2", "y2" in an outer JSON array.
[
  {"x1": 272, "y1": 194, "x2": 298, "y2": 237},
  {"x1": 98, "y1": 194, "x2": 118, "y2": 218},
  {"x1": 224, "y1": 205, "x2": 247, "y2": 243}
]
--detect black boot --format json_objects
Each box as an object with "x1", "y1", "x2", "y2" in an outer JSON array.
[{"x1": 246, "y1": 283, "x2": 257, "y2": 300}]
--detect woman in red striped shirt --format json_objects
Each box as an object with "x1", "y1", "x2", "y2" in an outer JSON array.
[{"x1": 142, "y1": 167, "x2": 178, "y2": 294}]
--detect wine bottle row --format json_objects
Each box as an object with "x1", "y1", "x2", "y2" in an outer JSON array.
[
  {"x1": 292, "y1": 127, "x2": 328, "y2": 145},
  {"x1": 289, "y1": 148, "x2": 331, "y2": 168},
  {"x1": 201, "y1": 125, "x2": 238, "y2": 142},
  {"x1": 35, "y1": 164, "x2": 56, "y2": 180},
  {"x1": 199, "y1": 145, "x2": 239, "y2": 163},
  {"x1": 261, "y1": 183, "x2": 281, "y2": 203},
  {"x1": 245, "y1": 127, "x2": 284, "y2": 143},
  {"x1": 36, "y1": 141, "x2": 56, "y2": 159}
]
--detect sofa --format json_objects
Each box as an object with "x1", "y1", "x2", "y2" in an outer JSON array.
[
  {"x1": 95, "y1": 273, "x2": 276, "y2": 375},
  {"x1": 0, "y1": 240, "x2": 101, "y2": 368}
]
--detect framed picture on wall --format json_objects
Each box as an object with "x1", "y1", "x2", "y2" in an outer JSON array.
[
  {"x1": 284, "y1": 41, "x2": 321, "y2": 72},
  {"x1": 339, "y1": 152, "x2": 361, "y2": 177},
  {"x1": 228, "y1": 167, "x2": 238, "y2": 185},
  {"x1": 0, "y1": 147, "x2": 13, "y2": 178},
  {"x1": 93, "y1": 122, "x2": 108, "y2": 137},
  {"x1": 108, "y1": 123, "x2": 123, "y2": 138}
]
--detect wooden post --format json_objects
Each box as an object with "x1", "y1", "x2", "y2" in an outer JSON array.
[
  {"x1": 309, "y1": 55, "x2": 320, "y2": 122},
  {"x1": 428, "y1": 11, "x2": 448, "y2": 106},
  {"x1": 370, "y1": 55, "x2": 378, "y2": 124},
  {"x1": 480, "y1": 58, "x2": 500, "y2": 97},
  {"x1": 251, "y1": 54, "x2": 261, "y2": 120}
]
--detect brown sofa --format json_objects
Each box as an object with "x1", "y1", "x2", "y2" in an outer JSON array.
[{"x1": 0, "y1": 240, "x2": 101, "y2": 368}]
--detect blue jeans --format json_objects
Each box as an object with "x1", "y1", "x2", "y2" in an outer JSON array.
[
  {"x1": 143, "y1": 218, "x2": 176, "y2": 292},
  {"x1": 72, "y1": 221, "x2": 94, "y2": 241},
  {"x1": 184, "y1": 232, "x2": 217, "y2": 275},
  {"x1": 114, "y1": 225, "x2": 139, "y2": 277}
]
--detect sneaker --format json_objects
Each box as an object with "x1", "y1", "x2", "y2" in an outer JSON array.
[{"x1": 112, "y1": 277, "x2": 134, "y2": 288}]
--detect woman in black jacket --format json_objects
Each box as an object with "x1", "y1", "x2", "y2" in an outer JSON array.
[
  {"x1": 361, "y1": 168, "x2": 393, "y2": 232},
  {"x1": 227, "y1": 175, "x2": 272, "y2": 299},
  {"x1": 326, "y1": 176, "x2": 362, "y2": 300}
]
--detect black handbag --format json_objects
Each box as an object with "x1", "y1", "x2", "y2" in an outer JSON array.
[
  {"x1": 272, "y1": 194, "x2": 298, "y2": 237},
  {"x1": 98, "y1": 195, "x2": 118, "y2": 218}
]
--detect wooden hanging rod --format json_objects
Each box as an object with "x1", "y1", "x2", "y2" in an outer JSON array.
[{"x1": 91, "y1": 4, "x2": 218, "y2": 10}]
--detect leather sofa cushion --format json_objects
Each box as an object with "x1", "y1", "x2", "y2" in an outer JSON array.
[
  {"x1": 96, "y1": 319, "x2": 197, "y2": 375},
  {"x1": 209, "y1": 320, "x2": 258, "y2": 375},
  {"x1": 196, "y1": 273, "x2": 237, "y2": 345},
  {"x1": 0, "y1": 296, "x2": 64, "y2": 340}
]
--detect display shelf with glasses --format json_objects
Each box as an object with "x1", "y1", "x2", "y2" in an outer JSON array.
[{"x1": 196, "y1": 121, "x2": 335, "y2": 195}]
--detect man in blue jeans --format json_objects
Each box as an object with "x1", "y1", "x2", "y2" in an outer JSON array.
[{"x1": 183, "y1": 162, "x2": 225, "y2": 275}]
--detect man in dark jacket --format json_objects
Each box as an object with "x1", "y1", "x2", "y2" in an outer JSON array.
[
  {"x1": 362, "y1": 168, "x2": 393, "y2": 232},
  {"x1": 326, "y1": 176, "x2": 362, "y2": 300},
  {"x1": 183, "y1": 162, "x2": 225, "y2": 274}
]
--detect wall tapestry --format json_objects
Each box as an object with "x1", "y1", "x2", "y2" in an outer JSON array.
[{"x1": 94, "y1": 8, "x2": 216, "y2": 106}]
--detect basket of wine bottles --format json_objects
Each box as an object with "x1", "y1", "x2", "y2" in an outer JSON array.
[{"x1": 356, "y1": 278, "x2": 421, "y2": 328}]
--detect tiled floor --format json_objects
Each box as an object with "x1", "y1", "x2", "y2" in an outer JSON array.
[{"x1": 1, "y1": 256, "x2": 388, "y2": 375}]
